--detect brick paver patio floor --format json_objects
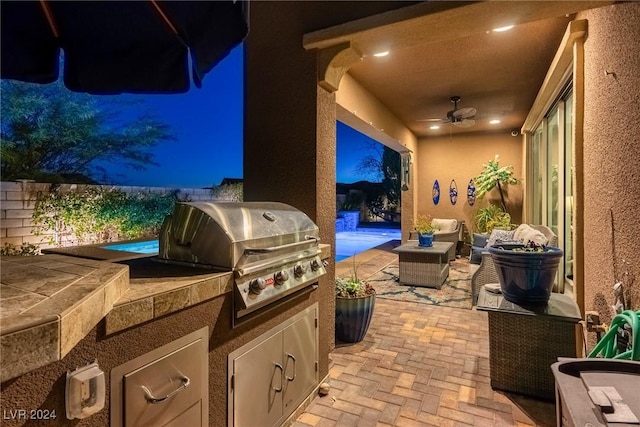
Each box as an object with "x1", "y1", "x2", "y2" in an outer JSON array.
[{"x1": 294, "y1": 243, "x2": 556, "y2": 427}]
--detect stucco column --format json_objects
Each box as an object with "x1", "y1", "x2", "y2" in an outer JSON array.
[{"x1": 243, "y1": 3, "x2": 338, "y2": 373}]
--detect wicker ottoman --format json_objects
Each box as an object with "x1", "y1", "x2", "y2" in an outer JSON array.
[
  {"x1": 393, "y1": 241, "x2": 452, "y2": 289},
  {"x1": 477, "y1": 287, "x2": 581, "y2": 400}
]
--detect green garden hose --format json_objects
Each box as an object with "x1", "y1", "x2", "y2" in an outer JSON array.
[{"x1": 588, "y1": 310, "x2": 640, "y2": 360}]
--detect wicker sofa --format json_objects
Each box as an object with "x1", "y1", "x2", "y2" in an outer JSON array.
[
  {"x1": 470, "y1": 224, "x2": 557, "y2": 305},
  {"x1": 409, "y1": 218, "x2": 462, "y2": 261}
]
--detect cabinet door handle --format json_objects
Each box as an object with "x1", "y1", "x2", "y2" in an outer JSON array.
[
  {"x1": 142, "y1": 376, "x2": 190, "y2": 404},
  {"x1": 285, "y1": 353, "x2": 296, "y2": 382},
  {"x1": 273, "y1": 362, "x2": 284, "y2": 392}
]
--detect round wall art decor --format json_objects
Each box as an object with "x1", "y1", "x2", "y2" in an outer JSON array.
[
  {"x1": 432, "y1": 180, "x2": 440, "y2": 205},
  {"x1": 467, "y1": 178, "x2": 476, "y2": 206},
  {"x1": 449, "y1": 180, "x2": 458, "y2": 205}
]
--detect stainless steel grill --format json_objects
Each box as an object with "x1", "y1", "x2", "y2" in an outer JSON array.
[{"x1": 158, "y1": 202, "x2": 326, "y2": 320}]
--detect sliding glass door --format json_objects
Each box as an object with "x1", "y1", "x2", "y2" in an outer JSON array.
[{"x1": 530, "y1": 87, "x2": 574, "y2": 294}]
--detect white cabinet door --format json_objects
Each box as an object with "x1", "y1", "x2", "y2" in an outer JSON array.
[
  {"x1": 232, "y1": 330, "x2": 284, "y2": 427},
  {"x1": 282, "y1": 312, "x2": 317, "y2": 413},
  {"x1": 228, "y1": 304, "x2": 319, "y2": 427}
]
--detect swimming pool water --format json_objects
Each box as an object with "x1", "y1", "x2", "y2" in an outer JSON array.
[
  {"x1": 102, "y1": 228, "x2": 401, "y2": 261},
  {"x1": 335, "y1": 229, "x2": 401, "y2": 262},
  {"x1": 103, "y1": 240, "x2": 159, "y2": 254}
]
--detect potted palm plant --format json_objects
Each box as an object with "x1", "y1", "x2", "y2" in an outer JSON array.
[
  {"x1": 414, "y1": 215, "x2": 438, "y2": 247},
  {"x1": 335, "y1": 260, "x2": 375, "y2": 343},
  {"x1": 474, "y1": 155, "x2": 519, "y2": 214},
  {"x1": 488, "y1": 240, "x2": 563, "y2": 304}
]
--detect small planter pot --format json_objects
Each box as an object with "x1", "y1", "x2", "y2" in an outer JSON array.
[
  {"x1": 488, "y1": 244, "x2": 563, "y2": 304},
  {"x1": 418, "y1": 233, "x2": 434, "y2": 247},
  {"x1": 335, "y1": 293, "x2": 375, "y2": 343}
]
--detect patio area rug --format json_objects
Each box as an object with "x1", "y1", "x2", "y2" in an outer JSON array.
[{"x1": 366, "y1": 258, "x2": 473, "y2": 309}]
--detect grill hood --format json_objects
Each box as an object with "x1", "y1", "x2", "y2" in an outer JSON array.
[{"x1": 158, "y1": 202, "x2": 320, "y2": 273}]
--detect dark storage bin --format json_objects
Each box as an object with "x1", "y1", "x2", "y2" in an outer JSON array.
[
  {"x1": 551, "y1": 358, "x2": 640, "y2": 426},
  {"x1": 477, "y1": 288, "x2": 581, "y2": 400}
]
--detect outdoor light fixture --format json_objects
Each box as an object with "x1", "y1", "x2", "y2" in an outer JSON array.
[
  {"x1": 492, "y1": 25, "x2": 514, "y2": 32},
  {"x1": 401, "y1": 150, "x2": 412, "y2": 191}
]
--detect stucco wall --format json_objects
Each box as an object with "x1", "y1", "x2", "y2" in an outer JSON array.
[
  {"x1": 416, "y1": 131, "x2": 524, "y2": 235},
  {"x1": 243, "y1": 2, "x2": 419, "y2": 376},
  {"x1": 0, "y1": 289, "x2": 319, "y2": 426},
  {"x1": 578, "y1": 3, "x2": 640, "y2": 320}
]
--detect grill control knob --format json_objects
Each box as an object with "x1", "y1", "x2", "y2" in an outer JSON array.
[
  {"x1": 294, "y1": 264, "x2": 307, "y2": 278},
  {"x1": 310, "y1": 259, "x2": 321, "y2": 272},
  {"x1": 249, "y1": 278, "x2": 267, "y2": 294},
  {"x1": 274, "y1": 270, "x2": 289, "y2": 285}
]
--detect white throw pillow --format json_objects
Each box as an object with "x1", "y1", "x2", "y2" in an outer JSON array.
[
  {"x1": 513, "y1": 224, "x2": 533, "y2": 241},
  {"x1": 513, "y1": 224, "x2": 549, "y2": 245},
  {"x1": 431, "y1": 218, "x2": 457, "y2": 233}
]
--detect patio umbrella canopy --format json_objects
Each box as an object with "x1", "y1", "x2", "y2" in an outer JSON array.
[{"x1": 1, "y1": 0, "x2": 248, "y2": 94}]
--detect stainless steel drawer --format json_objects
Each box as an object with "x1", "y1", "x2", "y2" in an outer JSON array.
[{"x1": 111, "y1": 327, "x2": 209, "y2": 427}]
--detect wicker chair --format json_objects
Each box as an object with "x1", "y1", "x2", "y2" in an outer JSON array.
[
  {"x1": 409, "y1": 219, "x2": 462, "y2": 262},
  {"x1": 470, "y1": 224, "x2": 557, "y2": 305},
  {"x1": 433, "y1": 221, "x2": 464, "y2": 261}
]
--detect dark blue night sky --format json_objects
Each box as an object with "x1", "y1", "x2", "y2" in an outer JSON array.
[{"x1": 101, "y1": 44, "x2": 378, "y2": 188}]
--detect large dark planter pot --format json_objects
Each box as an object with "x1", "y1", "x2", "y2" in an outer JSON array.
[
  {"x1": 418, "y1": 233, "x2": 434, "y2": 247},
  {"x1": 488, "y1": 244, "x2": 563, "y2": 304},
  {"x1": 335, "y1": 293, "x2": 375, "y2": 343}
]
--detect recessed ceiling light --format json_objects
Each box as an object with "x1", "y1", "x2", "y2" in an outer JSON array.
[
  {"x1": 430, "y1": 125, "x2": 440, "y2": 130},
  {"x1": 490, "y1": 119, "x2": 501, "y2": 124},
  {"x1": 373, "y1": 51, "x2": 389, "y2": 57},
  {"x1": 492, "y1": 25, "x2": 514, "y2": 32}
]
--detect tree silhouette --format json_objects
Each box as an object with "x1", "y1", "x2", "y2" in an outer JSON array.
[
  {"x1": 1, "y1": 80, "x2": 175, "y2": 183},
  {"x1": 356, "y1": 142, "x2": 400, "y2": 209}
]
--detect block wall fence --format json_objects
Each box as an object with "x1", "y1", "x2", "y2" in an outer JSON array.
[{"x1": 0, "y1": 181, "x2": 216, "y2": 250}]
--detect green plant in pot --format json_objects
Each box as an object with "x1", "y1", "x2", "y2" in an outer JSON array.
[
  {"x1": 473, "y1": 204, "x2": 512, "y2": 235},
  {"x1": 335, "y1": 260, "x2": 375, "y2": 343},
  {"x1": 474, "y1": 155, "x2": 519, "y2": 214},
  {"x1": 488, "y1": 240, "x2": 563, "y2": 305},
  {"x1": 414, "y1": 215, "x2": 439, "y2": 247}
]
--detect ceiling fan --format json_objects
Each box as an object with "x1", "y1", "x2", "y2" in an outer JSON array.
[{"x1": 419, "y1": 96, "x2": 477, "y2": 128}]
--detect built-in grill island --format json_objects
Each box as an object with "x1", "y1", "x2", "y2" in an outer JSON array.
[
  {"x1": 158, "y1": 201, "x2": 327, "y2": 322},
  {"x1": 1, "y1": 201, "x2": 331, "y2": 427}
]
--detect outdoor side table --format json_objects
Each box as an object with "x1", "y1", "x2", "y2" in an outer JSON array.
[
  {"x1": 392, "y1": 241, "x2": 452, "y2": 289},
  {"x1": 476, "y1": 287, "x2": 581, "y2": 400}
]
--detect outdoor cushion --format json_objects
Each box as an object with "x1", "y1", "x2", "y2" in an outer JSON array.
[
  {"x1": 513, "y1": 224, "x2": 549, "y2": 246},
  {"x1": 432, "y1": 218, "x2": 457, "y2": 233},
  {"x1": 470, "y1": 246, "x2": 484, "y2": 264},
  {"x1": 473, "y1": 233, "x2": 489, "y2": 247}
]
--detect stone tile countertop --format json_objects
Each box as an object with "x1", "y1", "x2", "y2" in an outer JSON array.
[
  {"x1": 0, "y1": 254, "x2": 231, "y2": 382},
  {"x1": 0, "y1": 243, "x2": 331, "y2": 382}
]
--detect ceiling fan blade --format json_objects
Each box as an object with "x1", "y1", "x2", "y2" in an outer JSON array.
[
  {"x1": 453, "y1": 118, "x2": 476, "y2": 128},
  {"x1": 416, "y1": 118, "x2": 445, "y2": 122},
  {"x1": 452, "y1": 107, "x2": 477, "y2": 119}
]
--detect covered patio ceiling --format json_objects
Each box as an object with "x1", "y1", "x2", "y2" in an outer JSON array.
[{"x1": 305, "y1": 1, "x2": 613, "y2": 138}]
